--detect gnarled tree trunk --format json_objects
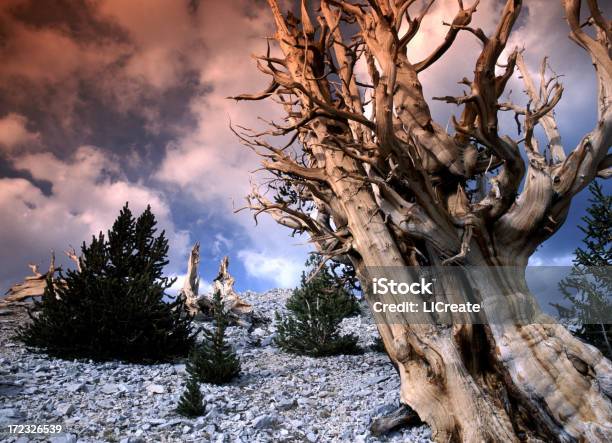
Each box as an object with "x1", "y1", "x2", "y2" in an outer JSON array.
[
  {"x1": 5, "y1": 251, "x2": 58, "y2": 302},
  {"x1": 210, "y1": 256, "x2": 253, "y2": 317},
  {"x1": 232, "y1": 0, "x2": 612, "y2": 440},
  {"x1": 180, "y1": 242, "x2": 201, "y2": 315},
  {"x1": 5, "y1": 248, "x2": 83, "y2": 303},
  {"x1": 183, "y1": 253, "x2": 256, "y2": 326}
]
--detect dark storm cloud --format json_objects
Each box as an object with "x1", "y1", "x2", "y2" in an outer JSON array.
[
  {"x1": 8, "y1": 0, "x2": 128, "y2": 42},
  {"x1": 0, "y1": 0, "x2": 206, "y2": 177}
]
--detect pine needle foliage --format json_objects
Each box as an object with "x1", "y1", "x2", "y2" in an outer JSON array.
[
  {"x1": 275, "y1": 256, "x2": 362, "y2": 357},
  {"x1": 186, "y1": 290, "x2": 240, "y2": 384},
  {"x1": 558, "y1": 182, "x2": 612, "y2": 358},
  {"x1": 18, "y1": 203, "x2": 195, "y2": 363},
  {"x1": 176, "y1": 374, "x2": 205, "y2": 418}
]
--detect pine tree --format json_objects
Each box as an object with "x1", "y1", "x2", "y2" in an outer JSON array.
[
  {"x1": 186, "y1": 290, "x2": 240, "y2": 384},
  {"x1": 559, "y1": 182, "x2": 611, "y2": 358},
  {"x1": 275, "y1": 255, "x2": 362, "y2": 357},
  {"x1": 176, "y1": 374, "x2": 205, "y2": 418},
  {"x1": 18, "y1": 203, "x2": 195, "y2": 362}
]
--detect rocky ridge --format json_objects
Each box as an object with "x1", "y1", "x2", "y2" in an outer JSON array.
[{"x1": 0, "y1": 290, "x2": 432, "y2": 442}]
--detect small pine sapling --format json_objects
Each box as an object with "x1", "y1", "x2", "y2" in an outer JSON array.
[
  {"x1": 275, "y1": 256, "x2": 362, "y2": 357},
  {"x1": 176, "y1": 374, "x2": 205, "y2": 417},
  {"x1": 187, "y1": 290, "x2": 240, "y2": 384}
]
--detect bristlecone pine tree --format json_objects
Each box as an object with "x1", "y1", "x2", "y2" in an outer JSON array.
[
  {"x1": 231, "y1": 0, "x2": 612, "y2": 440},
  {"x1": 18, "y1": 203, "x2": 194, "y2": 363},
  {"x1": 186, "y1": 290, "x2": 240, "y2": 384},
  {"x1": 176, "y1": 374, "x2": 206, "y2": 418},
  {"x1": 275, "y1": 256, "x2": 361, "y2": 357},
  {"x1": 559, "y1": 182, "x2": 612, "y2": 358}
]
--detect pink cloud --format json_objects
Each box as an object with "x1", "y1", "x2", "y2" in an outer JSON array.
[
  {"x1": 0, "y1": 113, "x2": 40, "y2": 151},
  {"x1": 1, "y1": 146, "x2": 190, "y2": 290}
]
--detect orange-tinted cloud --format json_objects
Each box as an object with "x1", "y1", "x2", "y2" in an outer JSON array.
[{"x1": 0, "y1": 113, "x2": 40, "y2": 151}]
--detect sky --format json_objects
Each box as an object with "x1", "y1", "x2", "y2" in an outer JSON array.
[{"x1": 0, "y1": 0, "x2": 609, "y2": 294}]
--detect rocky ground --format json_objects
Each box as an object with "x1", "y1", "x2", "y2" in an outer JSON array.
[{"x1": 0, "y1": 290, "x2": 432, "y2": 443}]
